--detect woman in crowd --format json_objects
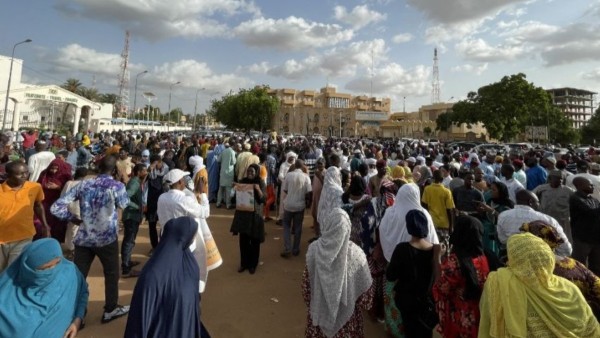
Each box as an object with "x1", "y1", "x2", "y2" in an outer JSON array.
[
  {"x1": 0, "y1": 238, "x2": 88, "y2": 338},
  {"x1": 303, "y1": 208, "x2": 373, "y2": 338},
  {"x1": 360, "y1": 180, "x2": 400, "y2": 324},
  {"x1": 317, "y1": 166, "x2": 344, "y2": 225},
  {"x1": 310, "y1": 158, "x2": 326, "y2": 240},
  {"x1": 189, "y1": 155, "x2": 208, "y2": 201},
  {"x1": 342, "y1": 175, "x2": 371, "y2": 246},
  {"x1": 520, "y1": 221, "x2": 600, "y2": 319},
  {"x1": 386, "y1": 210, "x2": 436, "y2": 338},
  {"x1": 230, "y1": 164, "x2": 265, "y2": 274},
  {"x1": 38, "y1": 158, "x2": 72, "y2": 242},
  {"x1": 479, "y1": 233, "x2": 600, "y2": 337},
  {"x1": 379, "y1": 183, "x2": 439, "y2": 263},
  {"x1": 125, "y1": 216, "x2": 210, "y2": 338},
  {"x1": 433, "y1": 215, "x2": 501, "y2": 338},
  {"x1": 477, "y1": 181, "x2": 514, "y2": 256}
]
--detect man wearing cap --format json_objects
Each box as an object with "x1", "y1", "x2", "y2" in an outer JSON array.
[
  {"x1": 27, "y1": 140, "x2": 56, "y2": 182},
  {"x1": 533, "y1": 169, "x2": 574, "y2": 241},
  {"x1": 157, "y1": 168, "x2": 208, "y2": 226}
]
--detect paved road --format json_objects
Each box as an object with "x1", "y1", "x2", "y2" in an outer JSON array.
[{"x1": 79, "y1": 205, "x2": 389, "y2": 337}]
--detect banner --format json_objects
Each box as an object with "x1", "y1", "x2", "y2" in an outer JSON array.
[{"x1": 235, "y1": 184, "x2": 255, "y2": 212}]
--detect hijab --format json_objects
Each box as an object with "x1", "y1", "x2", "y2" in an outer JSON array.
[
  {"x1": 479, "y1": 233, "x2": 600, "y2": 338},
  {"x1": 379, "y1": 183, "x2": 439, "y2": 262},
  {"x1": 39, "y1": 158, "x2": 72, "y2": 187},
  {"x1": 317, "y1": 166, "x2": 344, "y2": 225},
  {"x1": 125, "y1": 216, "x2": 202, "y2": 338},
  {"x1": 306, "y1": 208, "x2": 372, "y2": 338},
  {"x1": 0, "y1": 238, "x2": 88, "y2": 338}
]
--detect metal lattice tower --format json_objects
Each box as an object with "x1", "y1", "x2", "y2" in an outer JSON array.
[
  {"x1": 117, "y1": 30, "x2": 130, "y2": 117},
  {"x1": 431, "y1": 48, "x2": 440, "y2": 104}
]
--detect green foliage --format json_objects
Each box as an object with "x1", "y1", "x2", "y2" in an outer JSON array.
[
  {"x1": 208, "y1": 87, "x2": 279, "y2": 131},
  {"x1": 435, "y1": 112, "x2": 454, "y2": 131},
  {"x1": 445, "y1": 73, "x2": 578, "y2": 143},
  {"x1": 423, "y1": 126, "x2": 432, "y2": 136},
  {"x1": 581, "y1": 106, "x2": 600, "y2": 145}
]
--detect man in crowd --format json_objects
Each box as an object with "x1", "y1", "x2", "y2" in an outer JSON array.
[
  {"x1": 570, "y1": 177, "x2": 600, "y2": 276},
  {"x1": 368, "y1": 159, "x2": 389, "y2": 198},
  {"x1": 498, "y1": 189, "x2": 572, "y2": 257},
  {"x1": 499, "y1": 164, "x2": 525, "y2": 203},
  {"x1": 567, "y1": 160, "x2": 600, "y2": 202},
  {"x1": 121, "y1": 163, "x2": 148, "y2": 278},
  {"x1": 52, "y1": 155, "x2": 131, "y2": 323},
  {"x1": 422, "y1": 170, "x2": 455, "y2": 243},
  {"x1": 0, "y1": 161, "x2": 48, "y2": 273},
  {"x1": 452, "y1": 171, "x2": 483, "y2": 215},
  {"x1": 28, "y1": 140, "x2": 56, "y2": 182},
  {"x1": 533, "y1": 169, "x2": 574, "y2": 241},
  {"x1": 216, "y1": 139, "x2": 236, "y2": 209},
  {"x1": 281, "y1": 160, "x2": 312, "y2": 258}
]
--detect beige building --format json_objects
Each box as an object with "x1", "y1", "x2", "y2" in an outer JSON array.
[
  {"x1": 380, "y1": 102, "x2": 489, "y2": 141},
  {"x1": 267, "y1": 86, "x2": 391, "y2": 137}
]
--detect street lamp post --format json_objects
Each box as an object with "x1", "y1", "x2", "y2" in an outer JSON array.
[
  {"x1": 132, "y1": 70, "x2": 148, "y2": 123},
  {"x1": 167, "y1": 81, "x2": 180, "y2": 131},
  {"x1": 2, "y1": 38, "x2": 32, "y2": 131},
  {"x1": 193, "y1": 87, "x2": 205, "y2": 131}
]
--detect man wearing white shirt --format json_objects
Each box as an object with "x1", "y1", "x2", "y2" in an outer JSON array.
[
  {"x1": 28, "y1": 140, "x2": 56, "y2": 182},
  {"x1": 281, "y1": 160, "x2": 312, "y2": 257},
  {"x1": 499, "y1": 164, "x2": 524, "y2": 204},
  {"x1": 498, "y1": 189, "x2": 572, "y2": 257}
]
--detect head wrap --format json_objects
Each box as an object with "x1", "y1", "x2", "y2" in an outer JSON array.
[
  {"x1": 306, "y1": 208, "x2": 372, "y2": 338},
  {"x1": 406, "y1": 209, "x2": 429, "y2": 238},
  {"x1": 317, "y1": 167, "x2": 344, "y2": 225},
  {"x1": 519, "y1": 220, "x2": 564, "y2": 250}
]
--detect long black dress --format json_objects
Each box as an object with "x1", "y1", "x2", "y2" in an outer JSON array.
[
  {"x1": 386, "y1": 242, "x2": 434, "y2": 338},
  {"x1": 124, "y1": 217, "x2": 210, "y2": 338},
  {"x1": 230, "y1": 178, "x2": 266, "y2": 272}
]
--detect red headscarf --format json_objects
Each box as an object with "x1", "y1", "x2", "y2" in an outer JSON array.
[{"x1": 38, "y1": 159, "x2": 72, "y2": 187}]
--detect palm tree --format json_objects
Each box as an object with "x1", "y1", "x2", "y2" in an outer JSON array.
[
  {"x1": 61, "y1": 78, "x2": 83, "y2": 93},
  {"x1": 78, "y1": 87, "x2": 100, "y2": 101}
]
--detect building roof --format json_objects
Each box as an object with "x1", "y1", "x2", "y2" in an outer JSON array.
[{"x1": 546, "y1": 87, "x2": 597, "y2": 95}]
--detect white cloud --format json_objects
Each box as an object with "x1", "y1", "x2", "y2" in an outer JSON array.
[
  {"x1": 581, "y1": 69, "x2": 600, "y2": 81},
  {"x1": 425, "y1": 18, "x2": 488, "y2": 44},
  {"x1": 333, "y1": 5, "x2": 387, "y2": 29},
  {"x1": 345, "y1": 64, "x2": 431, "y2": 98},
  {"x1": 455, "y1": 38, "x2": 523, "y2": 62},
  {"x1": 263, "y1": 39, "x2": 388, "y2": 80},
  {"x1": 392, "y1": 33, "x2": 413, "y2": 44},
  {"x1": 234, "y1": 16, "x2": 354, "y2": 51},
  {"x1": 55, "y1": 0, "x2": 260, "y2": 40},
  {"x1": 406, "y1": 0, "x2": 529, "y2": 23},
  {"x1": 246, "y1": 62, "x2": 271, "y2": 74},
  {"x1": 450, "y1": 63, "x2": 489, "y2": 75},
  {"x1": 51, "y1": 44, "x2": 126, "y2": 76}
]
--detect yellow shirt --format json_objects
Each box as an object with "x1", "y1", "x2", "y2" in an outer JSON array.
[
  {"x1": 0, "y1": 181, "x2": 44, "y2": 244},
  {"x1": 421, "y1": 183, "x2": 455, "y2": 229}
]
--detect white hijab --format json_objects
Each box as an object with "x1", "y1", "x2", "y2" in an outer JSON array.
[
  {"x1": 378, "y1": 183, "x2": 439, "y2": 262},
  {"x1": 306, "y1": 208, "x2": 372, "y2": 338},
  {"x1": 317, "y1": 166, "x2": 344, "y2": 225},
  {"x1": 189, "y1": 155, "x2": 205, "y2": 178}
]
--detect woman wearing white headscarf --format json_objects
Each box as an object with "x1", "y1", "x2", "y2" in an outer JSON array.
[
  {"x1": 317, "y1": 166, "x2": 344, "y2": 225},
  {"x1": 303, "y1": 208, "x2": 373, "y2": 338},
  {"x1": 276, "y1": 151, "x2": 297, "y2": 224},
  {"x1": 379, "y1": 183, "x2": 439, "y2": 263}
]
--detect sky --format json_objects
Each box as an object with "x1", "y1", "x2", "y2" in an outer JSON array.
[{"x1": 1, "y1": 0, "x2": 600, "y2": 116}]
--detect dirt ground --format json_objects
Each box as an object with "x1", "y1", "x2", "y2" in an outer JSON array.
[{"x1": 79, "y1": 206, "x2": 390, "y2": 338}]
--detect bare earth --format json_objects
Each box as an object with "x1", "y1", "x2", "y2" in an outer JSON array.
[{"x1": 79, "y1": 206, "x2": 389, "y2": 338}]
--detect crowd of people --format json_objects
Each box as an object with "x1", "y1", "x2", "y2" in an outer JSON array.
[{"x1": 1, "y1": 127, "x2": 600, "y2": 337}]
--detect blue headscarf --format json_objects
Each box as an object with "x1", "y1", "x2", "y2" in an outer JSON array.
[
  {"x1": 0, "y1": 238, "x2": 88, "y2": 338},
  {"x1": 125, "y1": 216, "x2": 209, "y2": 338}
]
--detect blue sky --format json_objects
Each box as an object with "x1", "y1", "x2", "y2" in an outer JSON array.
[{"x1": 1, "y1": 0, "x2": 599, "y2": 116}]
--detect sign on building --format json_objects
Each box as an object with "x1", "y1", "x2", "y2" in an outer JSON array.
[
  {"x1": 525, "y1": 126, "x2": 548, "y2": 140},
  {"x1": 355, "y1": 111, "x2": 388, "y2": 121}
]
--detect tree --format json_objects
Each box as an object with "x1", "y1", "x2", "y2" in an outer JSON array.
[
  {"x1": 78, "y1": 87, "x2": 100, "y2": 101},
  {"x1": 445, "y1": 73, "x2": 578, "y2": 143},
  {"x1": 208, "y1": 87, "x2": 279, "y2": 131},
  {"x1": 61, "y1": 78, "x2": 83, "y2": 93},
  {"x1": 435, "y1": 111, "x2": 454, "y2": 131},
  {"x1": 581, "y1": 106, "x2": 600, "y2": 145},
  {"x1": 423, "y1": 126, "x2": 432, "y2": 136}
]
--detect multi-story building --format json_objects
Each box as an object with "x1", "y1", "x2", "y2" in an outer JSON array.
[
  {"x1": 267, "y1": 86, "x2": 391, "y2": 137},
  {"x1": 546, "y1": 87, "x2": 597, "y2": 129}
]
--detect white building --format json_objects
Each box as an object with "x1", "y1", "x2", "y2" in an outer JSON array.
[{"x1": 0, "y1": 55, "x2": 113, "y2": 135}]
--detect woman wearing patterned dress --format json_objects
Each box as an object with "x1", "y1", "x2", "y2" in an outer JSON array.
[{"x1": 303, "y1": 208, "x2": 373, "y2": 338}]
